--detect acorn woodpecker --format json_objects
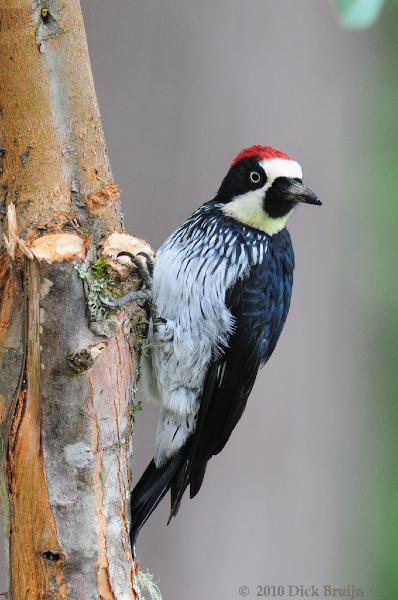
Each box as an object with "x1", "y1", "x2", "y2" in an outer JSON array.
[{"x1": 129, "y1": 145, "x2": 321, "y2": 548}]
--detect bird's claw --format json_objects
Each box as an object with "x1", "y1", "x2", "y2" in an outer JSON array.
[
  {"x1": 154, "y1": 316, "x2": 167, "y2": 327},
  {"x1": 118, "y1": 251, "x2": 154, "y2": 290},
  {"x1": 99, "y1": 251, "x2": 154, "y2": 312},
  {"x1": 99, "y1": 290, "x2": 152, "y2": 309},
  {"x1": 153, "y1": 316, "x2": 174, "y2": 342}
]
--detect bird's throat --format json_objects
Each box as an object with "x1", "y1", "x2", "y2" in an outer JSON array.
[{"x1": 222, "y1": 195, "x2": 293, "y2": 235}]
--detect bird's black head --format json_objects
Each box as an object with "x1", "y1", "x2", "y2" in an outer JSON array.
[{"x1": 216, "y1": 145, "x2": 321, "y2": 235}]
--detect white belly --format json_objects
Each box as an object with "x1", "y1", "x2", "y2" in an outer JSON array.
[{"x1": 144, "y1": 229, "x2": 251, "y2": 467}]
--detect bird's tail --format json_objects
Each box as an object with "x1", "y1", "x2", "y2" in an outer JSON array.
[{"x1": 130, "y1": 448, "x2": 187, "y2": 549}]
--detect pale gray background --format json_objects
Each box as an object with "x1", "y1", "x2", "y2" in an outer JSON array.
[
  {"x1": 2, "y1": 1, "x2": 395, "y2": 598},
  {"x1": 80, "y1": 1, "x2": 391, "y2": 598}
]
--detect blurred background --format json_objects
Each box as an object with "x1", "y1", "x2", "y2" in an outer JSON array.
[
  {"x1": 6, "y1": 1, "x2": 398, "y2": 598},
  {"x1": 80, "y1": 1, "x2": 398, "y2": 598}
]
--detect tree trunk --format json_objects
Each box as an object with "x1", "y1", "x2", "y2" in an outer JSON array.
[{"x1": 0, "y1": 2, "x2": 147, "y2": 597}]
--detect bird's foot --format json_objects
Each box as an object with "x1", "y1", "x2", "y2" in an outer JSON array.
[
  {"x1": 153, "y1": 316, "x2": 174, "y2": 342},
  {"x1": 99, "y1": 251, "x2": 154, "y2": 310},
  {"x1": 99, "y1": 289, "x2": 152, "y2": 308},
  {"x1": 121, "y1": 251, "x2": 154, "y2": 289}
]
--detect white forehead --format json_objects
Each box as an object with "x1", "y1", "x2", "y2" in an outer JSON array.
[{"x1": 259, "y1": 158, "x2": 303, "y2": 182}]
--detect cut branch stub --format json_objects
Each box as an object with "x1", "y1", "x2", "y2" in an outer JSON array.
[
  {"x1": 30, "y1": 232, "x2": 87, "y2": 263},
  {"x1": 68, "y1": 342, "x2": 108, "y2": 374}
]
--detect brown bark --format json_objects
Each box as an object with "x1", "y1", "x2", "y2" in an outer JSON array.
[
  {"x1": 0, "y1": 1, "x2": 146, "y2": 598},
  {"x1": 0, "y1": 0, "x2": 121, "y2": 239}
]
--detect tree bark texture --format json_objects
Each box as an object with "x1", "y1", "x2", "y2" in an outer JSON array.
[{"x1": 0, "y1": 1, "x2": 146, "y2": 598}]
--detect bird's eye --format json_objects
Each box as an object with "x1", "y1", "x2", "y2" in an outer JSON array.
[{"x1": 249, "y1": 171, "x2": 261, "y2": 184}]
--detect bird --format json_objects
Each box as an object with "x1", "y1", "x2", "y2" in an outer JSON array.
[{"x1": 128, "y1": 144, "x2": 321, "y2": 550}]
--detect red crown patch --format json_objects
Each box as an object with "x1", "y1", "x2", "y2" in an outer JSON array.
[{"x1": 231, "y1": 145, "x2": 293, "y2": 167}]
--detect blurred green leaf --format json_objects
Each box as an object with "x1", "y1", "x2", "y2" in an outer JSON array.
[{"x1": 332, "y1": 0, "x2": 386, "y2": 28}]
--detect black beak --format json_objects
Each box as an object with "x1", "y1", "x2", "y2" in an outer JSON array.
[{"x1": 279, "y1": 178, "x2": 322, "y2": 206}]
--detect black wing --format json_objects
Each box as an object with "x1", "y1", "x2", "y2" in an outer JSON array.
[{"x1": 169, "y1": 251, "x2": 293, "y2": 518}]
